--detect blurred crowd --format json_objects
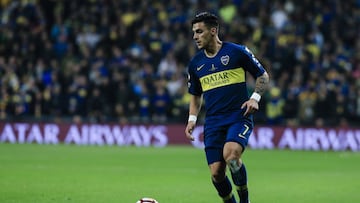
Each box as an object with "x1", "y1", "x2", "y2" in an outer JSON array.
[{"x1": 0, "y1": 0, "x2": 360, "y2": 127}]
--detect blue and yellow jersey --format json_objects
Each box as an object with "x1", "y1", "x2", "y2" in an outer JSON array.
[{"x1": 187, "y1": 42, "x2": 265, "y2": 125}]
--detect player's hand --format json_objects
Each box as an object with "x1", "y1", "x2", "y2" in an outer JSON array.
[
  {"x1": 185, "y1": 122, "x2": 196, "y2": 141},
  {"x1": 241, "y1": 99, "x2": 259, "y2": 116}
]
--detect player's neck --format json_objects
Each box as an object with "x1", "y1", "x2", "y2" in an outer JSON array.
[{"x1": 204, "y1": 38, "x2": 222, "y2": 58}]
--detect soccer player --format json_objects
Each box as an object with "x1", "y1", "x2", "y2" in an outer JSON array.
[{"x1": 185, "y1": 12, "x2": 269, "y2": 203}]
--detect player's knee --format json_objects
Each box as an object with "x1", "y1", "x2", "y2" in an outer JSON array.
[
  {"x1": 224, "y1": 150, "x2": 241, "y2": 165},
  {"x1": 210, "y1": 168, "x2": 226, "y2": 182},
  {"x1": 223, "y1": 142, "x2": 243, "y2": 162}
]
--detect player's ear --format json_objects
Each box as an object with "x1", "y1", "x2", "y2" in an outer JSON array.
[{"x1": 210, "y1": 27, "x2": 217, "y2": 36}]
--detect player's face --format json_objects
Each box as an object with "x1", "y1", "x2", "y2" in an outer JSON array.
[{"x1": 192, "y1": 22, "x2": 213, "y2": 49}]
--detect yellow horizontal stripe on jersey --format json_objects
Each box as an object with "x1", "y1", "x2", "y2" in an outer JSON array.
[{"x1": 200, "y1": 68, "x2": 245, "y2": 92}]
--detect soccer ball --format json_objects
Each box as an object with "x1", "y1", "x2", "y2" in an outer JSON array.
[{"x1": 136, "y1": 197, "x2": 159, "y2": 203}]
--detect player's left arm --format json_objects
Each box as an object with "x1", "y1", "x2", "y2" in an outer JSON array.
[
  {"x1": 240, "y1": 46, "x2": 270, "y2": 116},
  {"x1": 242, "y1": 71, "x2": 270, "y2": 116}
]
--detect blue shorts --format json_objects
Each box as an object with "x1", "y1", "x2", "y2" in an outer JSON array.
[{"x1": 204, "y1": 120, "x2": 253, "y2": 165}]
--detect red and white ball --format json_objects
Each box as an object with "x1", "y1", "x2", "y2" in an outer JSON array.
[{"x1": 136, "y1": 197, "x2": 159, "y2": 203}]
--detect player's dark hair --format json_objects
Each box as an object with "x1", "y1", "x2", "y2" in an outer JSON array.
[{"x1": 191, "y1": 12, "x2": 219, "y2": 29}]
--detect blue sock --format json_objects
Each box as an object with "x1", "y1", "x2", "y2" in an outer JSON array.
[
  {"x1": 230, "y1": 162, "x2": 249, "y2": 203},
  {"x1": 212, "y1": 176, "x2": 237, "y2": 203}
]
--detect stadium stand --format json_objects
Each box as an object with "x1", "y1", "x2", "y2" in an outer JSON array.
[{"x1": 0, "y1": 0, "x2": 359, "y2": 127}]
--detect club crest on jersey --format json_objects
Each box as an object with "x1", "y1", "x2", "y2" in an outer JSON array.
[{"x1": 221, "y1": 55, "x2": 230, "y2": 66}]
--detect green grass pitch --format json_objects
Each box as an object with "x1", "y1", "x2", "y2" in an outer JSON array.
[{"x1": 0, "y1": 143, "x2": 359, "y2": 203}]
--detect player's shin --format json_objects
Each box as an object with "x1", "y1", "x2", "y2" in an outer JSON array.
[
  {"x1": 212, "y1": 176, "x2": 237, "y2": 203},
  {"x1": 229, "y1": 160, "x2": 249, "y2": 203}
]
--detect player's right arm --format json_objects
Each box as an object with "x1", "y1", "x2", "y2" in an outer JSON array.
[
  {"x1": 185, "y1": 56, "x2": 203, "y2": 141},
  {"x1": 185, "y1": 94, "x2": 202, "y2": 141}
]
